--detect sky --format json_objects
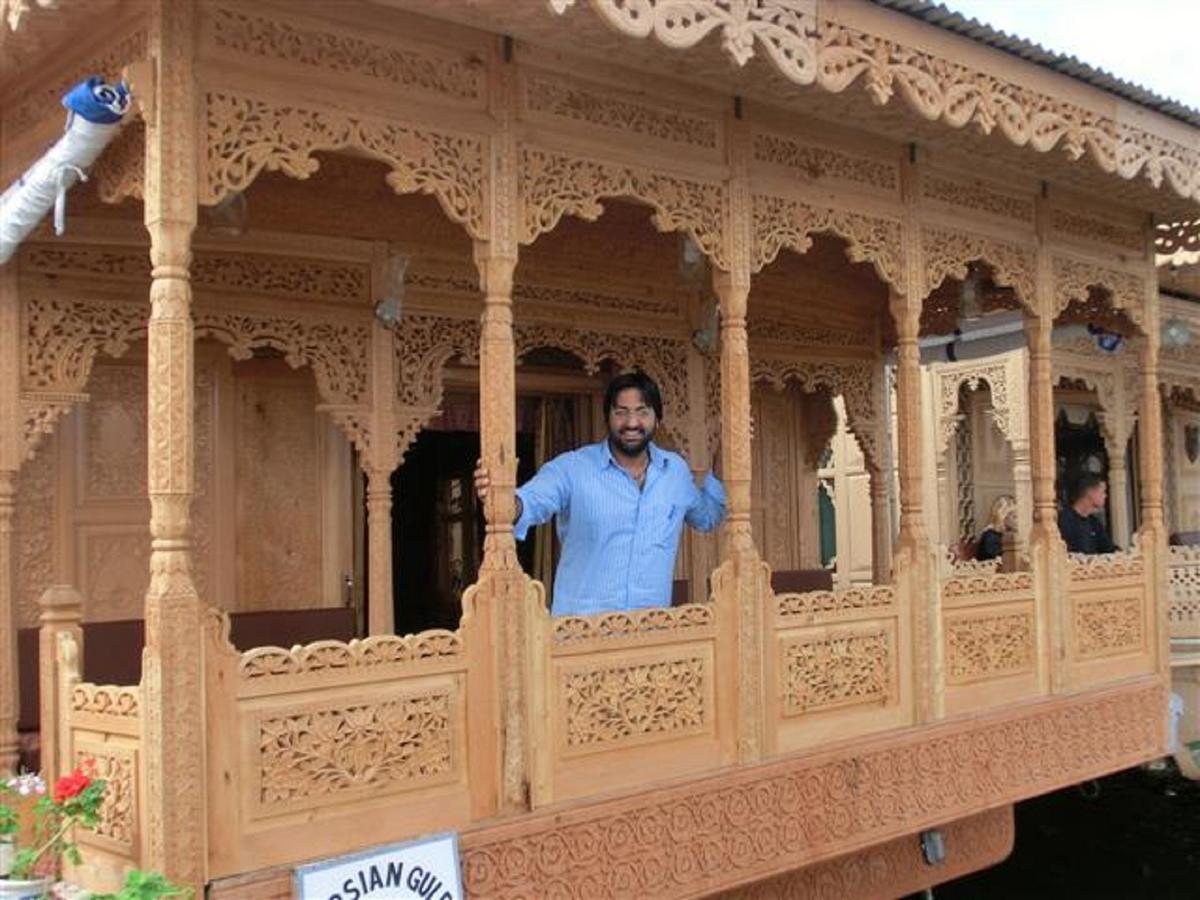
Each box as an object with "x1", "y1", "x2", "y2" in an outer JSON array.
[{"x1": 941, "y1": 0, "x2": 1200, "y2": 111}]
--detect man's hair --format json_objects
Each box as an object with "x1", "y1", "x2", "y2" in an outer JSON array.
[
  {"x1": 604, "y1": 371, "x2": 664, "y2": 421},
  {"x1": 1068, "y1": 472, "x2": 1105, "y2": 504}
]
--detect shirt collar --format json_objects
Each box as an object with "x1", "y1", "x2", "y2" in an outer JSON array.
[{"x1": 597, "y1": 439, "x2": 666, "y2": 471}]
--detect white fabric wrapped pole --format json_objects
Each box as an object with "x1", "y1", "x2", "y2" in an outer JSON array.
[{"x1": 0, "y1": 78, "x2": 130, "y2": 265}]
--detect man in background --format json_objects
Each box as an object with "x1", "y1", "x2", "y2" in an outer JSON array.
[{"x1": 1059, "y1": 473, "x2": 1117, "y2": 554}]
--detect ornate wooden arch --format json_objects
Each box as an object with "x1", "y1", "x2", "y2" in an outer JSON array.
[
  {"x1": 390, "y1": 315, "x2": 697, "y2": 459},
  {"x1": 21, "y1": 293, "x2": 370, "y2": 461},
  {"x1": 1052, "y1": 339, "x2": 1139, "y2": 451},
  {"x1": 750, "y1": 192, "x2": 905, "y2": 294},
  {"x1": 517, "y1": 145, "x2": 729, "y2": 270},
  {"x1": 1051, "y1": 255, "x2": 1148, "y2": 334},
  {"x1": 749, "y1": 356, "x2": 885, "y2": 475},
  {"x1": 514, "y1": 321, "x2": 694, "y2": 455},
  {"x1": 934, "y1": 356, "x2": 1026, "y2": 457},
  {"x1": 921, "y1": 226, "x2": 1036, "y2": 316},
  {"x1": 201, "y1": 89, "x2": 486, "y2": 238},
  {"x1": 393, "y1": 315, "x2": 480, "y2": 459}
]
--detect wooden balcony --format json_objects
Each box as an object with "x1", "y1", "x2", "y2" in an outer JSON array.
[{"x1": 39, "y1": 546, "x2": 1167, "y2": 897}]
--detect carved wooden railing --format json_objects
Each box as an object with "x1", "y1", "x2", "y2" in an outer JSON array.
[
  {"x1": 1065, "y1": 546, "x2": 1154, "y2": 687},
  {"x1": 1168, "y1": 544, "x2": 1200, "y2": 640},
  {"x1": 763, "y1": 582, "x2": 910, "y2": 754},
  {"x1": 939, "y1": 561, "x2": 1041, "y2": 715},
  {"x1": 529, "y1": 596, "x2": 737, "y2": 806},
  {"x1": 202, "y1": 603, "x2": 494, "y2": 879},
  {"x1": 57, "y1": 632, "x2": 144, "y2": 893}
]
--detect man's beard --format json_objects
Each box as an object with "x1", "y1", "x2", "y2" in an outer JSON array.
[{"x1": 610, "y1": 424, "x2": 653, "y2": 457}]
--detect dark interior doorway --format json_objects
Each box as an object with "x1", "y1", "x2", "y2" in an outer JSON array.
[
  {"x1": 389, "y1": 429, "x2": 536, "y2": 635},
  {"x1": 1055, "y1": 409, "x2": 1110, "y2": 523}
]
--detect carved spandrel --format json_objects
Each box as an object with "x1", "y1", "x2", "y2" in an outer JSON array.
[
  {"x1": 202, "y1": 90, "x2": 486, "y2": 237},
  {"x1": 518, "y1": 146, "x2": 728, "y2": 270}
]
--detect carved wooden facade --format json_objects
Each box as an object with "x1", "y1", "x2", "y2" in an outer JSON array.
[{"x1": 0, "y1": 1, "x2": 1191, "y2": 897}]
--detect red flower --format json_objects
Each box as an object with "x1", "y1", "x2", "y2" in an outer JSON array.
[{"x1": 52, "y1": 768, "x2": 91, "y2": 805}]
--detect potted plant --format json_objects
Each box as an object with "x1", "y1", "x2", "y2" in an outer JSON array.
[
  {"x1": 1, "y1": 767, "x2": 189, "y2": 900},
  {"x1": 1, "y1": 767, "x2": 105, "y2": 899}
]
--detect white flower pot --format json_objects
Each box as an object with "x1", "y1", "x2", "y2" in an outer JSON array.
[
  {"x1": 0, "y1": 839, "x2": 12, "y2": 878},
  {"x1": 0, "y1": 877, "x2": 53, "y2": 900}
]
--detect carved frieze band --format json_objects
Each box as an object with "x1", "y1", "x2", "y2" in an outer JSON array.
[
  {"x1": 554, "y1": 604, "x2": 714, "y2": 647},
  {"x1": 460, "y1": 678, "x2": 1164, "y2": 899},
  {"x1": 548, "y1": 1, "x2": 1200, "y2": 203},
  {"x1": 1051, "y1": 209, "x2": 1143, "y2": 252},
  {"x1": 752, "y1": 130, "x2": 899, "y2": 193},
  {"x1": 202, "y1": 90, "x2": 485, "y2": 237},
  {"x1": 774, "y1": 585, "x2": 896, "y2": 621},
  {"x1": 523, "y1": 72, "x2": 720, "y2": 152},
  {"x1": 518, "y1": 146, "x2": 728, "y2": 270},
  {"x1": 204, "y1": 5, "x2": 485, "y2": 105},
  {"x1": 20, "y1": 243, "x2": 370, "y2": 306},
  {"x1": 920, "y1": 173, "x2": 1034, "y2": 224},
  {"x1": 751, "y1": 192, "x2": 904, "y2": 291},
  {"x1": 238, "y1": 631, "x2": 463, "y2": 682},
  {"x1": 922, "y1": 226, "x2": 1036, "y2": 311}
]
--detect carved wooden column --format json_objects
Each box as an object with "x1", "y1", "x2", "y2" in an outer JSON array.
[
  {"x1": 37, "y1": 585, "x2": 83, "y2": 782},
  {"x1": 1027, "y1": 207, "x2": 1065, "y2": 693},
  {"x1": 1135, "y1": 244, "x2": 1168, "y2": 683},
  {"x1": 140, "y1": 0, "x2": 205, "y2": 888},
  {"x1": 869, "y1": 469, "x2": 893, "y2": 583},
  {"x1": 366, "y1": 312, "x2": 398, "y2": 635},
  {"x1": 685, "y1": 343, "x2": 716, "y2": 601},
  {"x1": 896, "y1": 155, "x2": 938, "y2": 722},
  {"x1": 1011, "y1": 435, "x2": 1033, "y2": 561},
  {"x1": 713, "y1": 114, "x2": 766, "y2": 763},
  {"x1": 0, "y1": 266, "x2": 19, "y2": 773},
  {"x1": 1107, "y1": 442, "x2": 1133, "y2": 547},
  {"x1": 472, "y1": 50, "x2": 533, "y2": 814},
  {"x1": 891, "y1": 290, "x2": 938, "y2": 721}
]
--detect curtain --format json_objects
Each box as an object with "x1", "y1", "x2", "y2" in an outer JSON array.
[{"x1": 532, "y1": 396, "x2": 580, "y2": 601}]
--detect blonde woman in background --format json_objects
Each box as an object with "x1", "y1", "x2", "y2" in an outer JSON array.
[{"x1": 976, "y1": 495, "x2": 1017, "y2": 562}]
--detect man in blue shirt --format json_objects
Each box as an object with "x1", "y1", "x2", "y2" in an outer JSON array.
[{"x1": 474, "y1": 371, "x2": 726, "y2": 616}]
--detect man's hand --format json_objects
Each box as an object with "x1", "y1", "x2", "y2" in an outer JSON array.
[
  {"x1": 473, "y1": 459, "x2": 491, "y2": 504},
  {"x1": 474, "y1": 459, "x2": 523, "y2": 522}
]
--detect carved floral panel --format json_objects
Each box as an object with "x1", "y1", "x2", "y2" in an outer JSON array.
[
  {"x1": 945, "y1": 610, "x2": 1036, "y2": 683},
  {"x1": 780, "y1": 625, "x2": 894, "y2": 715},
  {"x1": 560, "y1": 654, "x2": 710, "y2": 753},
  {"x1": 75, "y1": 745, "x2": 137, "y2": 854},
  {"x1": 255, "y1": 688, "x2": 456, "y2": 813},
  {"x1": 1073, "y1": 594, "x2": 1144, "y2": 659}
]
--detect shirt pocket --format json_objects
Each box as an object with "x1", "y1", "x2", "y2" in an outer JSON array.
[{"x1": 649, "y1": 503, "x2": 683, "y2": 549}]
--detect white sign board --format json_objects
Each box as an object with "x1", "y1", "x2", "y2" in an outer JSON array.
[{"x1": 295, "y1": 832, "x2": 464, "y2": 900}]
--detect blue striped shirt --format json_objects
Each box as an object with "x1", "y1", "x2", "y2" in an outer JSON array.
[{"x1": 515, "y1": 440, "x2": 726, "y2": 616}]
